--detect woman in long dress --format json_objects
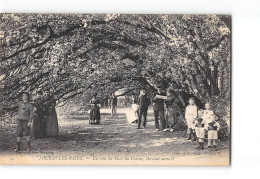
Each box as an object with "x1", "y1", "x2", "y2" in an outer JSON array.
[
  {"x1": 31, "y1": 91, "x2": 45, "y2": 139},
  {"x1": 130, "y1": 95, "x2": 139, "y2": 123},
  {"x1": 45, "y1": 89, "x2": 59, "y2": 137},
  {"x1": 165, "y1": 89, "x2": 178, "y2": 131},
  {"x1": 89, "y1": 93, "x2": 101, "y2": 124}
]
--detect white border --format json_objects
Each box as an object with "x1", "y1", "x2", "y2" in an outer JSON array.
[{"x1": 1, "y1": 0, "x2": 260, "y2": 179}]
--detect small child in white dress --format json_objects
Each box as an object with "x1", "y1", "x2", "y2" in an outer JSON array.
[
  {"x1": 205, "y1": 113, "x2": 220, "y2": 151},
  {"x1": 194, "y1": 109, "x2": 206, "y2": 150}
]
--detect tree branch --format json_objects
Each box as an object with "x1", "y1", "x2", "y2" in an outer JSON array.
[
  {"x1": 1, "y1": 19, "x2": 115, "y2": 61},
  {"x1": 206, "y1": 34, "x2": 229, "y2": 52}
]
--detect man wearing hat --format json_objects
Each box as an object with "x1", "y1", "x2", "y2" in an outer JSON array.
[
  {"x1": 153, "y1": 86, "x2": 167, "y2": 131},
  {"x1": 137, "y1": 89, "x2": 151, "y2": 129},
  {"x1": 15, "y1": 91, "x2": 34, "y2": 152}
]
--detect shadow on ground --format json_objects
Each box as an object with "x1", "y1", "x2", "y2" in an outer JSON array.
[{"x1": 1, "y1": 109, "x2": 229, "y2": 159}]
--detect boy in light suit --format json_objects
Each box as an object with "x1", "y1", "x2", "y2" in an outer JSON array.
[{"x1": 185, "y1": 97, "x2": 197, "y2": 140}]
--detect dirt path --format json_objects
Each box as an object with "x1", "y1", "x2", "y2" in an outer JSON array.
[{"x1": 0, "y1": 108, "x2": 230, "y2": 165}]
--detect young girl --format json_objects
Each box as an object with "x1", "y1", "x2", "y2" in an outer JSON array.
[
  {"x1": 185, "y1": 97, "x2": 197, "y2": 140},
  {"x1": 203, "y1": 102, "x2": 214, "y2": 124},
  {"x1": 15, "y1": 92, "x2": 34, "y2": 152},
  {"x1": 194, "y1": 109, "x2": 206, "y2": 150},
  {"x1": 205, "y1": 113, "x2": 220, "y2": 151}
]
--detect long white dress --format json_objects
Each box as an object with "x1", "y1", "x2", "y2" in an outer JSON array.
[{"x1": 128, "y1": 103, "x2": 139, "y2": 123}]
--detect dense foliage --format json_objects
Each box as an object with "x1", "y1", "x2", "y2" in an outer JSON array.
[{"x1": 0, "y1": 14, "x2": 231, "y2": 133}]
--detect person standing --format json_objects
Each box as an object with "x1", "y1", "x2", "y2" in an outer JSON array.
[
  {"x1": 203, "y1": 102, "x2": 214, "y2": 124},
  {"x1": 205, "y1": 113, "x2": 220, "y2": 151},
  {"x1": 185, "y1": 97, "x2": 198, "y2": 140},
  {"x1": 104, "y1": 95, "x2": 110, "y2": 108},
  {"x1": 15, "y1": 92, "x2": 34, "y2": 152},
  {"x1": 165, "y1": 89, "x2": 178, "y2": 131},
  {"x1": 31, "y1": 90, "x2": 45, "y2": 139},
  {"x1": 137, "y1": 89, "x2": 151, "y2": 129},
  {"x1": 194, "y1": 109, "x2": 206, "y2": 150},
  {"x1": 111, "y1": 93, "x2": 118, "y2": 116},
  {"x1": 153, "y1": 86, "x2": 167, "y2": 131},
  {"x1": 89, "y1": 93, "x2": 101, "y2": 124},
  {"x1": 131, "y1": 94, "x2": 139, "y2": 123},
  {"x1": 45, "y1": 89, "x2": 59, "y2": 137}
]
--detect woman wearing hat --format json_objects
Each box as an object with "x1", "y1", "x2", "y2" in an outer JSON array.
[
  {"x1": 89, "y1": 93, "x2": 101, "y2": 124},
  {"x1": 31, "y1": 90, "x2": 45, "y2": 139},
  {"x1": 44, "y1": 88, "x2": 59, "y2": 137},
  {"x1": 15, "y1": 91, "x2": 34, "y2": 152}
]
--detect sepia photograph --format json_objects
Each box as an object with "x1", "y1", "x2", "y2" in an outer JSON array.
[{"x1": 0, "y1": 13, "x2": 231, "y2": 165}]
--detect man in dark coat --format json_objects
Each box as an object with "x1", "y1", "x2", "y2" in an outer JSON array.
[
  {"x1": 153, "y1": 86, "x2": 167, "y2": 131},
  {"x1": 137, "y1": 89, "x2": 151, "y2": 129}
]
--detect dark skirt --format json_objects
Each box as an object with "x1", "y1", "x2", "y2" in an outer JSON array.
[
  {"x1": 166, "y1": 105, "x2": 178, "y2": 126},
  {"x1": 89, "y1": 107, "x2": 100, "y2": 124},
  {"x1": 31, "y1": 114, "x2": 44, "y2": 138},
  {"x1": 46, "y1": 107, "x2": 59, "y2": 137}
]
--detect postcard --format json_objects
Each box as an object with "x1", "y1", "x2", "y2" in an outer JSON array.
[{"x1": 0, "y1": 13, "x2": 231, "y2": 165}]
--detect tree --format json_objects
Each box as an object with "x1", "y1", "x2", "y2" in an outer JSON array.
[{"x1": 0, "y1": 14, "x2": 231, "y2": 125}]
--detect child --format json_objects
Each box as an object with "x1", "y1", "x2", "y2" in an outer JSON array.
[
  {"x1": 203, "y1": 102, "x2": 214, "y2": 124},
  {"x1": 194, "y1": 109, "x2": 206, "y2": 150},
  {"x1": 185, "y1": 97, "x2": 197, "y2": 140},
  {"x1": 205, "y1": 113, "x2": 220, "y2": 151},
  {"x1": 15, "y1": 92, "x2": 34, "y2": 152}
]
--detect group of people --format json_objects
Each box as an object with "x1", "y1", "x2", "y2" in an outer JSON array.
[
  {"x1": 131, "y1": 86, "x2": 179, "y2": 131},
  {"x1": 7, "y1": 86, "x2": 220, "y2": 152},
  {"x1": 6, "y1": 90, "x2": 59, "y2": 152},
  {"x1": 131, "y1": 86, "x2": 221, "y2": 151},
  {"x1": 88, "y1": 93, "x2": 118, "y2": 124},
  {"x1": 185, "y1": 99, "x2": 220, "y2": 151}
]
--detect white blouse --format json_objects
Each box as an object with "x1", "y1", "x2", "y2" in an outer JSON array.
[{"x1": 185, "y1": 105, "x2": 197, "y2": 119}]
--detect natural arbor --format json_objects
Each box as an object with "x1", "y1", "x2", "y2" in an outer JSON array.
[{"x1": 0, "y1": 14, "x2": 231, "y2": 127}]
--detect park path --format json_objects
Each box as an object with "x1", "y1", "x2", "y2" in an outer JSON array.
[
  {"x1": 0, "y1": 107, "x2": 229, "y2": 165},
  {"x1": 99, "y1": 107, "x2": 154, "y2": 123}
]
